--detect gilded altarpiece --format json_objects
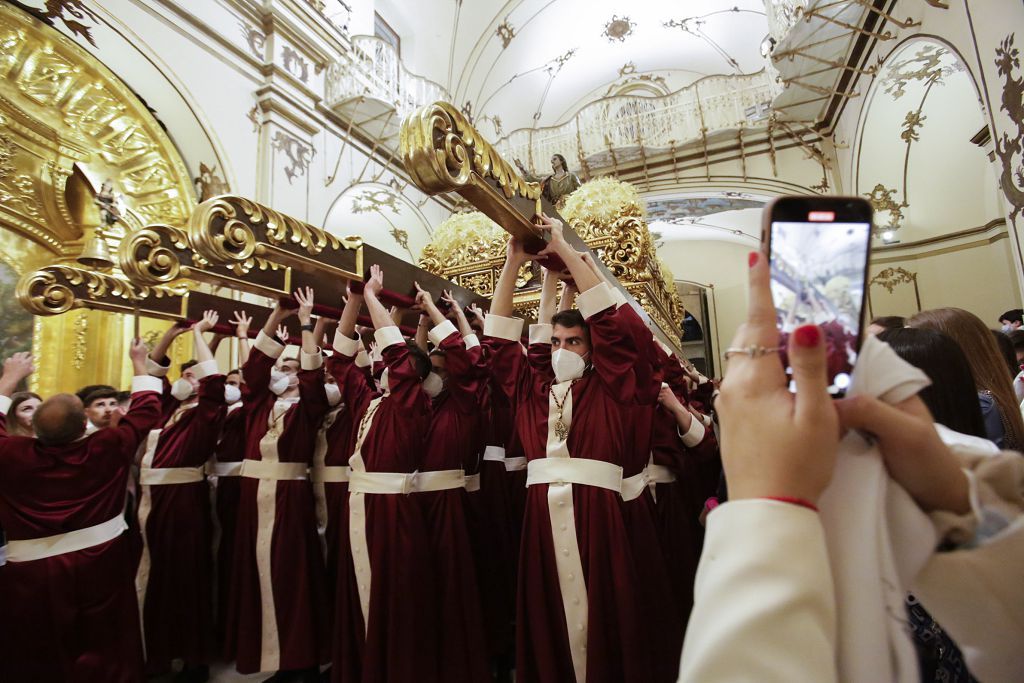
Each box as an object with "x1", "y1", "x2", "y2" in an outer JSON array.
[{"x1": 0, "y1": 4, "x2": 196, "y2": 394}]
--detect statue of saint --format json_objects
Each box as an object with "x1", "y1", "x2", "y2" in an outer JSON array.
[
  {"x1": 194, "y1": 162, "x2": 229, "y2": 202},
  {"x1": 515, "y1": 153, "x2": 581, "y2": 210},
  {"x1": 93, "y1": 179, "x2": 122, "y2": 226}
]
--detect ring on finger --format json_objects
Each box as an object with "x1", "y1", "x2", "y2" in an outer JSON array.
[{"x1": 723, "y1": 344, "x2": 783, "y2": 360}]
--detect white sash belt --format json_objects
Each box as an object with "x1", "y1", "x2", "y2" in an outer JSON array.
[
  {"x1": 465, "y1": 473, "x2": 481, "y2": 492},
  {"x1": 527, "y1": 458, "x2": 647, "y2": 501},
  {"x1": 6, "y1": 513, "x2": 127, "y2": 563},
  {"x1": 311, "y1": 465, "x2": 351, "y2": 483},
  {"x1": 208, "y1": 461, "x2": 243, "y2": 477},
  {"x1": 504, "y1": 456, "x2": 527, "y2": 471},
  {"x1": 482, "y1": 445, "x2": 506, "y2": 462},
  {"x1": 483, "y1": 444, "x2": 527, "y2": 472},
  {"x1": 140, "y1": 465, "x2": 205, "y2": 485},
  {"x1": 240, "y1": 459, "x2": 309, "y2": 481},
  {"x1": 645, "y1": 464, "x2": 677, "y2": 484},
  {"x1": 348, "y1": 469, "x2": 467, "y2": 494}
]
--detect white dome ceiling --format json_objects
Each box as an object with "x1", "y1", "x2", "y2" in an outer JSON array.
[{"x1": 375, "y1": 0, "x2": 771, "y2": 138}]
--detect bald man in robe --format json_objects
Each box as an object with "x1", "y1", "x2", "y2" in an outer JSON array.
[{"x1": 0, "y1": 342, "x2": 163, "y2": 682}]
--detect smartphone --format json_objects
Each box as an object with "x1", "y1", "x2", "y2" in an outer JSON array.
[{"x1": 763, "y1": 196, "x2": 873, "y2": 396}]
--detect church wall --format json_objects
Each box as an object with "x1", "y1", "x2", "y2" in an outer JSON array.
[{"x1": 830, "y1": 0, "x2": 1024, "y2": 320}]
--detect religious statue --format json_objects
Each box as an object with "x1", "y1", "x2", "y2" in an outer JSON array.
[
  {"x1": 93, "y1": 179, "x2": 122, "y2": 226},
  {"x1": 514, "y1": 153, "x2": 581, "y2": 210},
  {"x1": 194, "y1": 162, "x2": 229, "y2": 202}
]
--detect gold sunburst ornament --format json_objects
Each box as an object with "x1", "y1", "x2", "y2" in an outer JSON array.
[{"x1": 603, "y1": 15, "x2": 635, "y2": 43}]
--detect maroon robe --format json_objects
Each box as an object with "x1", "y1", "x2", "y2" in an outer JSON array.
[
  {"x1": 327, "y1": 326, "x2": 437, "y2": 683},
  {"x1": 212, "y1": 397, "x2": 247, "y2": 647},
  {"x1": 650, "y1": 349, "x2": 720, "y2": 629},
  {"x1": 314, "y1": 399, "x2": 354, "y2": 594},
  {"x1": 419, "y1": 321, "x2": 490, "y2": 682},
  {"x1": 224, "y1": 332, "x2": 330, "y2": 673},
  {"x1": 485, "y1": 282, "x2": 663, "y2": 683},
  {"x1": 136, "y1": 360, "x2": 227, "y2": 672},
  {"x1": 476, "y1": 350, "x2": 526, "y2": 660},
  {"x1": 0, "y1": 379, "x2": 163, "y2": 682}
]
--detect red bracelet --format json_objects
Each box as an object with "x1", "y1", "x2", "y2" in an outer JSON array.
[{"x1": 763, "y1": 496, "x2": 818, "y2": 512}]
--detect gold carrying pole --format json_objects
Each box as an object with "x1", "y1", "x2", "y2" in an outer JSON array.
[
  {"x1": 400, "y1": 102, "x2": 548, "y2": 250},
  {"x1": 16, "y1": 264, "x2": 187, "y2": 320}
]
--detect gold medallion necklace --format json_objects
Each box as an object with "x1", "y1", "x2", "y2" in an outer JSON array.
[{"x1": 549, "y1": 380, "x2": 575, "y2": 442}]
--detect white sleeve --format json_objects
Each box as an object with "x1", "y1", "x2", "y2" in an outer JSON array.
[{"x1": 679, "y1": 500, "x2": 837, "y2": 683}]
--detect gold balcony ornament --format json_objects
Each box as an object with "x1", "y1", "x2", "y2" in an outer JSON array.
[
  {"x1": 17, "y1": 264, "x2": 185, "y2": 317},
  {"x1": 401, "y1": 102, "x2": 547, "y2": 248},
  {"x1": 76, "y1": 229, "x2": 115, "y2": 270},
  {"x1": 187, "y1": 195, "x2": 363, "y2": 283}
]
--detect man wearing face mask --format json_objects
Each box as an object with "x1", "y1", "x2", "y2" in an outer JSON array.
[
  {"x1": 484, "y1": 214, "x2": 664, "y2": 683},
  {"x1": 224, "y1": 289, "x2": 331, "y2": 681},
  {"x1": 209, "y1": 311, "x2": 251, "y2": 650},
  {"x1": 409, "y1": 284, "x2": 491, "y2": 682},
  {"x1": 135, "y1": 311, "x2": 228, "y2": 681},
  {"x1": 326, "y1": 267, "x2": 438, "y2": 683}
]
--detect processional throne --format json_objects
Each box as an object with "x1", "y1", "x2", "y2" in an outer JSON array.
[{"x1": 17, "y1": 101, "x2": 684, "y2": 360}]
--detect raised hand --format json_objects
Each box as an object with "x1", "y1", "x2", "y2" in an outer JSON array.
[
  {"x1": 364, "y1": 264, "x2": 384, "y2": 298},
  {"x1": 293, "y1": 286, "x2": 315, "y2": 324},
  {"x1": 129, "y1": 338, "x2": 149, "y2": 374},
  {"x1": 230, "y1": 311, "x2": 252, "y2": 338},
  {"x1": 468, "y1": 303, "x2": 486, "y2": 323},
  {"x1": 389, "y1": 305, "x2": 403, "y2": 326},
  {"x1": 536, "y1": 213, "x2": 567, "y2": 257},
  {"x1": 194, "y1": 309, "x2": 219, "y2": 334},
  {"x1": 2, "y1": 352, "x2": 34, "y2": 383},
  {"x1": 506, "y1": 237, "x2": 529, "y2": 266},
  {"x1": 275, "y1": 323, "x2": 290, "y2": 344}
]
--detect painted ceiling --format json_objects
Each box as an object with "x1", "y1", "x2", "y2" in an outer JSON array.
[{"x1": 374, "y1": 0, "x2": 771, "y2": 139}]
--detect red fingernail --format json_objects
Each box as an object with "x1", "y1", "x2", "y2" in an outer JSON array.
[
  {"x1": 748, "y1": 252, "x2": 759, "y2": 268},
  {"x1": 794, "y1": 325, "x2": 821, "y2": 347}
]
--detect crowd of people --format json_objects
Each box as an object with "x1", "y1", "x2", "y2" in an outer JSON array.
[{"x1": 0, "y1": 215, "x2": 1021, "y2": 683}]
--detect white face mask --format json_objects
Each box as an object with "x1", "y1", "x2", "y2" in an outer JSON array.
[
  {"x1": 324, "y1": 382, "x2": 342, "y2": 407},
  {"x1": 551, "y1": 348, "x2": 587, "y2": 383},
  {"x1": 269, "y1": 368, "x2": 297, "y2": 396},
  {"x1": 171, "y1": 378, "x2": 195, "y2": 401},
  {"x1": 422, "y1": 371, "x2": 444, "y2": 398},
  {"x1": 224, "y1": 384, "x2": 242, "y2": 404},
  {"x1": 1002, "y1": 323, "x2": 1013, "y2": 333}
]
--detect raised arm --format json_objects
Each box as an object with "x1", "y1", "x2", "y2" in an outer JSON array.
[
  {"x1": 491, "y1": 238, "x2": 531, "y2": 318},
  {"x1": 363, "y1": 264, "x2": 395, "y2": 331},
  {"x1": 293, "y1": 287, "x2": 320, "y2": 357},
  {"x1": 229, "y1": 311, "x2": 252, "y2": 366},
  {"x1": 0, "y1": 352, "x2": 33, "y2": 400},
  {"x1": 329, "y1": 284, "x2": 374, "y2": 414},
  {"x1": 0, "y1": 353, "x2": 34, "y2": 437},
  {"x1": 558, "y1": 279, "x2": 578, "y2": 313},
  {"x1": 149, "y1": 321, "x2": 190, "y2": 365},
  {"x1": 415, "y1": 312, "x2": 430, "y2": 352},
  {"x1": 537, "y1": 268, "x2": 559, "y2": 325},
  {"x1": 192, "y1": 310, "x2": 219, "y2": 365},
  {"x1": 112, "y1": 339, "x2": 166, "y2": 460}
]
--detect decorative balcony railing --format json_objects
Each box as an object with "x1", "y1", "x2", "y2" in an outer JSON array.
[
  {"x1": 325, "y1": 35, "x2": 450, "y2": 122},
  {"x1": 494, "y1": 71, "x2": 780, "y2": 173}
]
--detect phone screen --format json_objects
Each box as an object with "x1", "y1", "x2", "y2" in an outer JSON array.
[{"x1": 768, "y1": 217, "x2": 872, "y2": 395}]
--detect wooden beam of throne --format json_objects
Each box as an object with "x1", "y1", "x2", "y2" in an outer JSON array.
[{"x1": 18, "y1": 195, "x2": 488, "y2": 339}]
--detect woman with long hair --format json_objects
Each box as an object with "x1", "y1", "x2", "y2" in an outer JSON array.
[
  {"x1": 877, "y1": 328, "x2": 987, "y2": 439},
  {"x1": 7, "y1": 391, "x2": 41, "y2": 437},
  {"x1": 909, "y1": 308, "x2": 1024, "y2": 450}
]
